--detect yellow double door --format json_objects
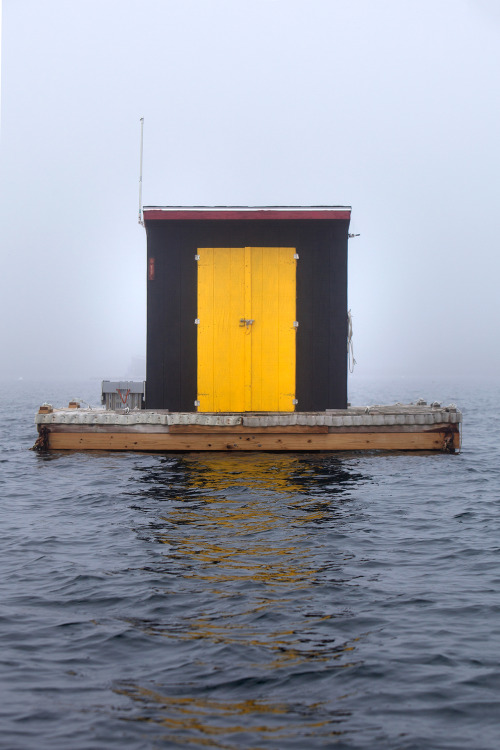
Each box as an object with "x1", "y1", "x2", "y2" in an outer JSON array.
[{"x1": 197, "y1": 247, "x2": 296, "y2": 412}]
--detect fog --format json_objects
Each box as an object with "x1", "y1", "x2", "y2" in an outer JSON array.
[{"x1": 1, "y1": 0, "x2": 499, "y2": 383}]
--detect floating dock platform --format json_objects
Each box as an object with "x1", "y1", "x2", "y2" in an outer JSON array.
[
  {"x1": 32, "y1": 207, "x2": 463, "y2": 454},
  {"x1": 34, "y1": 403, "x2": 461, "y2": 452}
]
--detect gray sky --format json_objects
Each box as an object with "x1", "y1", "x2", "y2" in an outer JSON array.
[{"x1": 1, "y1": 0, "x2": 499, "y2": 381}]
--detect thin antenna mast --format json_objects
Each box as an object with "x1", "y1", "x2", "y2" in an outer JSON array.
[{"x1": 138, "y1": 117, "x2": 144, "y2": 225}]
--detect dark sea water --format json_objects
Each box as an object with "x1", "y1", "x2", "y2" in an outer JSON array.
[{"x1": 1, "y1": 377, "x2": 499, "y2": 750}]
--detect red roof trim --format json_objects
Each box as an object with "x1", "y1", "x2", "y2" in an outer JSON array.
[{"x1": 143, "y1": 208, "x2": 351, "y2": 222}]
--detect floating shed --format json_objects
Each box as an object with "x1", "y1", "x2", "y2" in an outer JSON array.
[
  {"x1": 33, "y1": 205, "x2": 462, "y2": 452},
  {"x1": 145, "y1": 206, "x2": 350, "y2": 412}
]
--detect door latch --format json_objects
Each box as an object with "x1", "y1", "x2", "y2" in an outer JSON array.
[{"x1": 239, "y1": 318, "x2": 255, "y2": 327}]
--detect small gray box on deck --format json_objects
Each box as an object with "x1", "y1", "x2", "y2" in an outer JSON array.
[{"x1": 101, "y1": 381, "x2": 145, "y2": 410}]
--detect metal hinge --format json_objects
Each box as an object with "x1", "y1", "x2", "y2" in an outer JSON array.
[
  {"x1": 194, "y1": 400, "x2": 200, "y2": 407},
  {"x1": 195, "y1": 319, "x2": 200, "y2": 325},
  {"x1": 294, "y1": 253, "x2": 299, "y2": 259},
  {"x1": 292, "y1": 398, "x2": 298, "y2": 405},
  {"x1": 195, "y1": 254, "x2": 200, "y2": 260},
  {"x1": 293, "y1": 321, "x2": 299, "y2": 328}
]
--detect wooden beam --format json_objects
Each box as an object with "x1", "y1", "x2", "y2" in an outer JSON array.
[
  {"x1": 168, "y1": 424, "x2": 329, "y2": 434},
  {"x1": 46, "y1": 423, "x2": 458, "y2": 436},
  {"x1": 143, "y1": 208, "x2": 352, "y2": 222},
  {"x1": 46, "y1": 430, "x2": 459, "y2": 452}
]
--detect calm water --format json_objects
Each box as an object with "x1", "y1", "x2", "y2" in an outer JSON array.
[{"x1": 1, "y1": 377, "x2": 499, "y2": 749}]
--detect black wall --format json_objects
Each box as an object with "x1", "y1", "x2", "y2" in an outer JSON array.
[{"x1": 145, "y1": 219, "x2": 349, "y2": 411}]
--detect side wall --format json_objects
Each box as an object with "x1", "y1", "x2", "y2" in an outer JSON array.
[
  {"x1": 146, "y1": 222, "x2": 198, "y2": 411},
  {"x1": 145, "y1": 219, "x2": 349, "y2": 411}
]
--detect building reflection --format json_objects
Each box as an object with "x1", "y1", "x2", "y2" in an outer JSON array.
[
  {"x1": 119, "y1": 453, "x2": 369, "y2": 746},
  {"x1": 115, "y1": 682, "x2": 351, "y2": 747}
]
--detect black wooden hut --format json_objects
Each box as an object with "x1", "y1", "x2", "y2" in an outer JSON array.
[{"x1": 144, "y1": 206, "x2": 351, "y2": 412}]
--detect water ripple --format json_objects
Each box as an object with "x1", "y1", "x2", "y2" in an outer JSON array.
[{"x1": 1, "y1": 379, "x2": 500, "y2": 748}]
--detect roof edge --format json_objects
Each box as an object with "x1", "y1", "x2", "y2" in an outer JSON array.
[{"x1": 143, "y1": 206, "x2": 352, "y2": 221}]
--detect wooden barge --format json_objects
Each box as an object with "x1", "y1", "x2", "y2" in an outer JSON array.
[
  {"x1": 34, "y1": 403, "x2": 461, "y2": 452},
  {"x1": 33, "y1": 205, "x2": 462, "y2": 452}
]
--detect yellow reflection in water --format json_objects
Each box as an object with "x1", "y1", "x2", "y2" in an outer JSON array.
[
  {"x1": 129, "y1": 610, "x2": 358, "y2": 671},
  {"x1": 181, "y1": 453, "x2": 318, "y2": 496},
  {"x1": 115, "y1": 684, "x2": 345, "y2": 749},
  {"x1": 160, "y1": 454, "x2": 329, "y2": 585},
  {"x1": 146, "y1": 454, "x2": 356, "y2": 667},
  {"x1": 122, "y1": 454, "x2": 359, "y2": 746}
]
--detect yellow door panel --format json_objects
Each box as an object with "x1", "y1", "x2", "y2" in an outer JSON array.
[
  {"x1": 197, "y1": 247, "x2": 214, "y2": 411},
  {"x1": 248, "y1": 247, "x2": 296, "y2": 411},
  {"x1": 197, "y1": 247, "x2": 296, "y2": 412},
  {"x1": 276, "y1": 248, "x2": 297, "y2": 411},
  {"x1": 243, "y1": 247, "x2": 253, "y2": 412},
  {"x1": 197, "y1": 248, "x2": 246, "y2": 412}
]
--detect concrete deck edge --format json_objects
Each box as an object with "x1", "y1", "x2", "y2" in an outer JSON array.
[{"x1": 36, "y1": 405, "x2": 462, "y2": 428}]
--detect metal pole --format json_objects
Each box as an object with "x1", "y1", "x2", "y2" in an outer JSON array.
[{"x1": 138, "y1": 117, "x2": 144, "y2": 225}]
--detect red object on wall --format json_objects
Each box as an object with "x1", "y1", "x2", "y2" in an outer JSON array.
[
  {"x1": 148, "y1": 257, "x2": 155, "y2": 280},
  {"x1": 116, "y1": 388, "x2": 131, "y2": 405}
]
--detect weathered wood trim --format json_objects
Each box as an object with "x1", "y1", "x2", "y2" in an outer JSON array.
[
  {"x1": 43, "y1": 422, "x2": 458, "y2": 437},
  {"x1": 46, "y1": 430, "x2": 458, "y2": 452},
  {"x1": 168, "y1": 424, "x2": 329, "y2": 434},
  {"x1": 45, "y1": 424, "x2": 170, "y2": 434},
  {"x1": 327, "y1": 424, "x2": 460, "y2": 434},
  {"x1": 143, "y1": 209, "x2": 352, "y2": 221},
  {"x1": 44, "y1": 422, "x2": 458, "y2": 436}
]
